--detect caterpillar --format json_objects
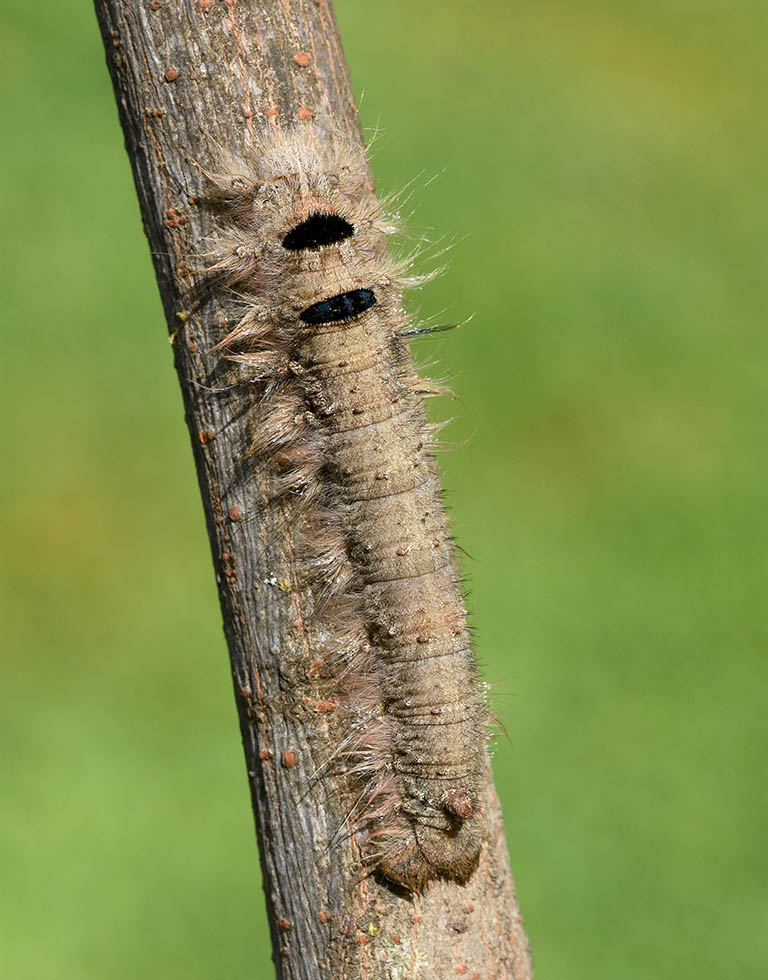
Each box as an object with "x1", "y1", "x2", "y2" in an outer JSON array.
[{"x1": 205, "y1": 124, "x2": 485, "y2": 892}]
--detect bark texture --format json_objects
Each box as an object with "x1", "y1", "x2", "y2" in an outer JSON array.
[{"x1": 93, "y1": 2, "x2": 533, "y2": 978}]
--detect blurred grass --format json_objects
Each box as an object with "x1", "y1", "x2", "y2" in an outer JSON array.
[{"x1": 1, "y1": 1, "x2": 766, "y2": 977}]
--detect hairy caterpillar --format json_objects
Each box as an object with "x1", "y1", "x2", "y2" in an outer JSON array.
[{"x1": 206, "y1": 125, "x2": 485, "y2": 892}]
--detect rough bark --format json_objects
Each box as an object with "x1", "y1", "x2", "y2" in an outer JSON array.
[{"x1": 93, "y1": 2, "x2": 533, "y2": 978}]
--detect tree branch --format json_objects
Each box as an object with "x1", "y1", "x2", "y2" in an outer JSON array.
[{"x1": 93, "y1": 1, "x2": 532, "y2": 977}]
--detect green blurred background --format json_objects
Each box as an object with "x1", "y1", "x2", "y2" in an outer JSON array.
[{"x1": 2, "y1": 1, "x2": 766, "y2": 976}]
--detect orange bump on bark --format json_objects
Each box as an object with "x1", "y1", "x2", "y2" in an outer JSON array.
[
  {"x1": 199, "y1": 428, "x2": 214, "y2": 445},
  {"x1": 315, "y1": 700, "x2": 337, "y2": 712},
  {"x1": 357, "y1": 935, "x2": 370, "y2": 946},
  {"x1": 165, "y1": 206, "x2": 188, "y2": 228},
  {"x1": 282, "y1": 750, "x2": 297, "y2": 769},
  {"x1": 391, "y1": 934, "x2": 401, "y2": 944},
  {"x1": 411, "y1": 914, "x2": 422, "y2": 924},
  {"x1": 456, "y1": 967, "x2": 468, "y2": 976},
  {"x1": 199, "y1": 0, "x2": 212, "y2": 8},
  {"x1": 164, "y1": 68, "x2": 177, "y2": 82},
  {"x1": 294, "y1": 51, "x2": 312, "y2": 67},
  {"x1": 266, "y1": 107, "x2": 279, "y2": 118},
  {"x1": 229, "y1": 506, "x2": 241, "y2": 521},
  {"x1": 259, "y1": 748, "x2": 271, "y2": 760},
  {"x1": 298, "y1": 106, "x2": 313, "y2": 120},
  {"x1": 278, "y1": 918, "x2": 292, "y2": 931},
  {"x1": 318, "y1": 910, "x2": 328, "y2": 923}
]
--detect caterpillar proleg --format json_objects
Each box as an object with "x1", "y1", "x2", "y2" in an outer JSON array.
[{"x1": 206, "y1": 124, "x2": 485, "y2": 892}]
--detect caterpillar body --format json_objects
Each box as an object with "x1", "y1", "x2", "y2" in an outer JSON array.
[{"x1": 207, "y1": 126, "x2": 485, "y2": 892}]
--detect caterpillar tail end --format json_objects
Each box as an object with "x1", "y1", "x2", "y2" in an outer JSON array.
[{"x1": 377, "y1": 822, "x2": 483, "y2": 893}]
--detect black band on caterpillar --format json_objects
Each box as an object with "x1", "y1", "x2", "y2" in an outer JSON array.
[
  {"x1": 299, "y1": 289, "x2": 377, "y2": 325},
  {"x1": 205, "y1": 125, "x2": 485, "y2": 894},
  {"x1": 283, "y1": 211, "x2": 354, "y2": 251}
]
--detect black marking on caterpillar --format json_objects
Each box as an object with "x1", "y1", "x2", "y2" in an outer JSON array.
[
  {"x1": 205, "y1": 125, "x2": 486, "y2": 893},
  {"x1": 283, "y1": 211, "x2": 354, "y2": 251},
  {"x1": 300, "y1": 288, "x2": 377, "y2": 325}
]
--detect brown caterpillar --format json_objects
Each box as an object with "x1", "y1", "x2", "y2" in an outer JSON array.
[{"x1": 205, "y1": 125, "x2": 485, "y2": 892}]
